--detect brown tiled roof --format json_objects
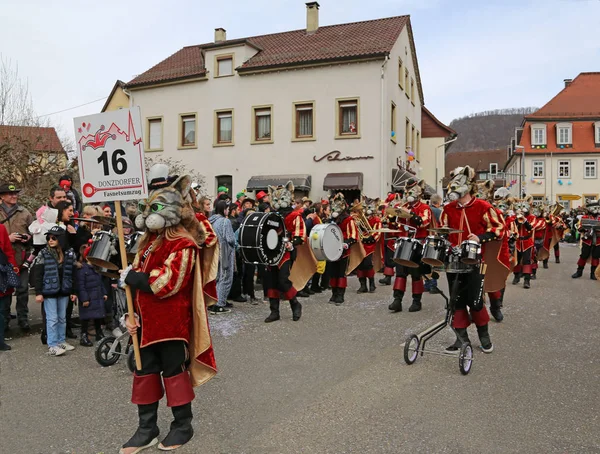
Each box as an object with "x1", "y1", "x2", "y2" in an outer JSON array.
[
  {"x1": 127, "y1": 16, "x2": 422, "y2": 99},
  {"x1": 0, "y1": 125, "x2": 64, "y2": 153},
  {"x1": 526, "y1": 72, "x2": 600, "y2": 119},
  {"x1": 519, "y1": 120, "x2": 599, "y2": 155},
  {"x1": 421, "y1": 106, "x2": 455, "y2": 138},
  {"x1": 445, "y1": 149, "x2": 508, "y2": 179}
]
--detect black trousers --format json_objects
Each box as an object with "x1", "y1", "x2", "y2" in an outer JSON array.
[
  {"x1": 242, "y1": 263, "x2": 256, "y2": 298},
  {"x1": 229, "y1": 252, "x2": 244, "y2": 299},
  {"x1": 580, "y1": 243, "x2": 600, "y2": 260},
  {"x1": 267, "y1": 260, "x2": 295, "y2": 300},
  {"x1": 446, "y1": 270, "x2": 485, "y2": 312},
  {"x1": 330, "y1": 256, "x2": 349, "y2": 280},
  {"x1": 357, "y1": 255, "x2": 373, "y2": 271},
  {"x1": 138, "y1": 338, "x2": 189, "y2": 378}
]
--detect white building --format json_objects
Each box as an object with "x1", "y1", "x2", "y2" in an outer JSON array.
[
  {"x1": 505, "y1": 73, "x2": 600, "y2": 210},
  {"x1": 115, "y1": 2, "x2": 451, "y2": 200}
]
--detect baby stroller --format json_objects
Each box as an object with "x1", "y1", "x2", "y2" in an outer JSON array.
[{"x1": 95, "y1": 287, "x2": 136, "y2": 372}]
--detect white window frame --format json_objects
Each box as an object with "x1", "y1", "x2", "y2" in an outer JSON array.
[
  {"x1": 584, "y1": 159, "x2": 597, "y2": 179},
  {"x1": 558, "y1": 160, "x2": 571, "y2": 178},
  {"x1": 532, "y1": 160, "x2": 544, "y2": 178},
  {"x1": 595, "y1": 121, "x2": 600, "y2": 144},
  {"x1": 214, "y1": 54, "x2": 234, "y2": 78},
  {"x1": 556, "y1": 122, "x2": 572, "y2": 145},
  {"x1": 489, "y1": 163, "x2": 498, "y2": 175},
  {"x1": 531, "y1": 124, "x2": 546, "y2": 146},
  {"x1": 146, "y1": 116, "x2": 163, "y2": 152}
]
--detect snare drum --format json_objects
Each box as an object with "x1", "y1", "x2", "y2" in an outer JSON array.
[
  {"x1": 421, "y1": 235, "x2": 448, "y2": 267},
  {"x1": 445, "y1": 253, "x2": 475, "y2": 274},
  {"x1": 392, "y1": 237, "x2": 423, "y2": 268},
  {"x1": 460, "y1": 240, "x2": 481, "y2": 265},
  {"x1": 239, "y1": 212, "x2": 286, "y2": 265},
  {"x1": 310, "y1": 223, "x2": 343, "y2": 261},
  {"x1": 87, "y1": 231, "x2": 118, "y2": 270}
]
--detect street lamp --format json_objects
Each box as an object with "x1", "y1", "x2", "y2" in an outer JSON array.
[
  {"x1": 515, "y1": 145, "x2": 525, "y2": 197},
  {"x1": 435, "y1": 136, "x2": 458, "y2": 195}
]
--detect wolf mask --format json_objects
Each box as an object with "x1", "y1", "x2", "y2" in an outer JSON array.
[
  {"x1": 364, "y1": 196, "x2": 381, "y2": 216},
  {"x1": 475, "y1": 180, "x2": 494, "y2": 201},
  {"x1": 404, "y1": 178, "x2": 425, "y2": 204},
  {"x1": 136, "y1": 174, "x2": 191, "y2": 232},
  {"x1": 447, "y1": 166, "x2": 476, "y2": 201},
  {"x1": 513, "y1": 195, "x2": 534, "y2": 215},
  {"x1": 331, "y1": 193, "x2": 348, "y2": 219},
  {"x1": 268, "y1": 181, "x2": 294, "y2": 211}
]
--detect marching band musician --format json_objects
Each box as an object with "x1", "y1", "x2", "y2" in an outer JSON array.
[
  {"x1": 379, "y1": 192, "x2": 403, "y2": 286},
  {"x1": 531, "y1": 203, "x2": 548, "y2": 279},
  {"x1": 571, "y1": 201, "x2": 600, "y2": 280},
  {"x1": 264, "y1": 182, "x2": 305, "y2": 323},
  {"x1": 441, "y1": 166, "x2": 505, "y2": 353},
  {"x1": 354, "y1": 197, "x2": 382, "y2": 294},
  {"x1": 388, "y1": 178, "x2": 432, "y2": 313},
  {"x1": 329, "y1": 193, "x2": 362, "y2": 305},
  {"x1": 551, "y1": 208, "x2": 566, "y2": 264},
  {"x1": 509, "y1": 196, "x2": 544, "y2": 289}
]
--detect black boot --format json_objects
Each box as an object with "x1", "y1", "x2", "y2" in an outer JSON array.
[
  {"x1": 531, "y1": 269, "x2": 537, "y2": 280},
  {"x1": 80, "y1": 333, "x2": 93, "y2": 347},
  {"x1": 121, "y1": 402, "x2": 160, "y2": 452},
  {"x1": 446, "y1": 328, "x2": 470, "y2": 352},
  {"x1": 477, "y1": 324, "x2": 494, "y2": 353},
  {"x1": 512, "y1": 273, "x2": 521, "y2": 285},
  {"x1": 95, "y1": 328, "x2": 105, "y2": 342},
  {"x1": 490, "y1": 299, "x2": 504, "y2": 322},
  {"x1": 335, "y1": 288, "x2": 346, "y2": 306},
  {"x1": 329, "y1": 288, "x2": 338, "y2": 304},
  {"x1": 40, "y1": 330, "x2": 47, "y2": 345},
  {"x1": 591, "y1": 266, "x2": 598, "y2": 280},
  {"x1": 408, "y1": 294, "x2": 422, "y2": 312},
  {"x1": 543, "y1": 259, "x2": 549, "y2": 269},
  {"x1": 158, "y1": 403, "x2": 194, "y2": 450},
  {"x1": 523, "y1": 274, "x2": 531, "y2": 289},
  {"x1": 572, "y1": 266, "x2": 584, "y2": 278},
  {"x1": 555, "y1": 256, "x2": 560, "y2": 264},
  {"x1": 357, "y1": 277, "x2": 368, "y2": 294},
  {"x1": 290, "y1": 298, "x2": 302, "y2": 321},
  {"x1": 379, "y1": 275, "x2": 391, "y2": 286},
  {"x1": 388, "y1": 290, "x2": 403, "y2": 312},
  {"x1": 264, "y1": 299, "x2": 280, "y2": 323},
  {"x1": 310, "y1": 280, "x2": 322, "y2": 293},
  {"x1": 368, "y1": 277, "x2": 376, "y2": 293}
]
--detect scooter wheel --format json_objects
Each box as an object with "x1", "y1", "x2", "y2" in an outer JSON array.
[
  {"x1": 403, "y1": 335, "x2": 420, "y2": 365},
  {"x1": 95, "y1": 336, "x2": 121, "y2": 367},
  {"x1": 458, "y1": 342, "x2": 473, "y2": 375}
]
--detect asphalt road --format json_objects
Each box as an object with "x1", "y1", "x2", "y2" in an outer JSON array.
[{"x1": 0, "y1": 244, "x2": 598, "y2": 454}]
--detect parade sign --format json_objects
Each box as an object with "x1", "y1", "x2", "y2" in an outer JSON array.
[{"x1": 73, "y1": 108, "x2": 148, "y2": 203}]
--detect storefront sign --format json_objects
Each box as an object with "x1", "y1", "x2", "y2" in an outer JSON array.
[{"x1": 313, "y1": 150, "x2": 374, "y2": 163}]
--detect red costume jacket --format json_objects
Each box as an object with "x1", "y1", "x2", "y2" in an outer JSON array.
[
  {"x1": 279, "y1": 209, "x2": 306, "y2": 266},
  {"x1": 0, "y1": 224, "x2": 18, "y2": 298},
  {"x1": 534, "y1": 216, "x2": 548, "y2": 240},
  {"x1": 336, "y1": 214, "x2": 359, "y2": 258},
  {"x1": 578, "y1": 215, "x2": 600, "y2": 246},
  {"x1": 511, "y1": 214, "x2": 543, "y2": 252},
  {"x1": 362, "y1": 215, "x2": 382, "y2": 256},
  {"x1": 133, "y1": 233, "x2": 197, "y2": 347},
  {"x1": 493, "y1": 207, "x2": 511, "y2": 269},
  {"x1": 397, "y1": 201, "x2": 432, "y2": 240}
]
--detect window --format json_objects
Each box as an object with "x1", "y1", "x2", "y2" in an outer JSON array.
[
  {"x1": 531, "y1": 124, "x2": 546, "y2": 146},
  {"x1": 595, "y1": 121, "x2": 600, "y2": 145},
  {"x1": 532, "y1": 196, "x2": 545, "y2": 206},
  {"x1": 293, "y1": 102, "x2": 315, "y2": 140},
  {"x1": 252, "y1": 105, "x2": 273, "y2": 143},
  {"x1": 336, "y1": 98, "x2": 360, "y2": 138},
  {"x1": 477, "y1": 172, "x2": 487, "y2": 180},
  {"x1": 558, "y1": 160, "x2": 570, "y2": 178},
  {"x1": 411, "y1": 125, "x2": 416, "y2": 156},
  {"x1": 179, "y1": 114, "x2": 196, "y2": 148},
  {"x1": 410, "y1": 78, "x2": 415, "y2": 104},
  {"x1": 214, "y1": 110, "x2": 233, "y2": 146},
  {"x1": 405, "y1": 118, "x2": 410, "y2": 149},
  {"x1": 557, "y1": 195, "x2": 571, "y2": 210},
  {"x1": 584, "y1": 194, "x2": 598, "y2": 204},
  {"x1": 556, "y1": 123, "x2": 572, "y2": 145},
  {"x1": 416, "y1": 131, "x2": 420, "y2": 161},
  {"x1": 398, "y1": 58, "x2": 404, "y2": 89},
  {"x1": 405, "y1": 69, "x2": 410, "y2": 98},
  {"x1": 532, "y1": 160, "x2": 544, "y2": 178},
  {"x1": 584, "y1": 160, "x2": 597, "y2": 179},
  {"x1": 390, "y1": 102, "x2": 397, "y2": 143},
  {"x1": 216, "y1": 175, "x2": 232, "y2": 195},
  {"x1": 147, "y1": 117, "x2": 163, "y2": 151},
  {"x1": 489, "y1": 163, "x2": 498, "y2": 175},
  {"x1": 215, "y1": 54, "x2": 233, "y2": 77}
]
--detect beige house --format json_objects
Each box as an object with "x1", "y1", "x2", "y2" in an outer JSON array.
[
  {"x1": 115, "y1": 2, "x2": 449, "y2": 199},
  {"x1": 505, "y1": 73, "x2": 600, "y2": 210}
]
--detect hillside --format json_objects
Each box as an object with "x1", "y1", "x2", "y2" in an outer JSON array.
[{"x1": 448, "y1": 107, "x2": 538, "y2": 153}]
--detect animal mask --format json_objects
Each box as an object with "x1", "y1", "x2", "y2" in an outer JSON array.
[
  {"x1": 404, "y1": 178, "x2": 425, "y2": 204},
  {"x1": 587, "y1": 203, "x2": 600, "y2": 215},
  {"x1": 494, "y1": 187, "x2": 511, "y2": 201},
  {"x1": 475, "y1": 180, "x2": 494, "y2": 201},
  {"x1": 364, "y1": 196, "x2": 380, "y2": 216},
  {"x1": 513, "y1": 195, "x2": 534, "y2": 215},
  {"x1": 447, "y1": 166, "x2": 475, "y2": 201},
  {"x1": 268, "y1": 181, "x2": 294, "y2": 211},
  {"x1": 331, "y1": 193, "x2": 348, "y2": 219},
  {"x1": 136, "y1": 175, "x2": 191, "y2": 232}
]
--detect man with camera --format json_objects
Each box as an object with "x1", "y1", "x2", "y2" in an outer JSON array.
[{"x1": 0, "y1": 183, "x2": 34, "y2": 332}]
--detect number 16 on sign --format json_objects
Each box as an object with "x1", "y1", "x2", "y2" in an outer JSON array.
[{"x1": 74, "y1": 107, "x2": 148, "y2": 203}]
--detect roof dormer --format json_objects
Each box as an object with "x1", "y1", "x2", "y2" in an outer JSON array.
[
  {"x1": 530, "y1": 123, "x2": 546, "y2": 148},
  {"x1": 555, "y1": 122, "x2": 572, "y2": 148}
]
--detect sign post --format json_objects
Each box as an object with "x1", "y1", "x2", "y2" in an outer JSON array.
[{"x1": 74, "y1": 108, "x2": 148, "y2": 370}]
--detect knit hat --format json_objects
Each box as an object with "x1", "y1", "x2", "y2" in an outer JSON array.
[{"x1": 236, "y1": 190, "x2": 246, "y2": 199}]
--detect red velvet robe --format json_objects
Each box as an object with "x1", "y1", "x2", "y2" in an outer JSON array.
[
  {"x1": 362, "y1": 216, "x2": 382, "y2": 256},
  {"x1": 279, "y1": 210, "x2": 306, "y2": 266},
  {"x1": 338, "y1": 215, "x2": 359, "y2": 258},
  {"x1": 397, "y1": 201, "x2": 432, "y2": 239}
]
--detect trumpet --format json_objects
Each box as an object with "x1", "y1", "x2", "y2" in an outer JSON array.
[{"x1": 351, "y1": 204, "x2": 375, "y2": 240}]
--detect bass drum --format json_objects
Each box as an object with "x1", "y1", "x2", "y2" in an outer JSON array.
[
  {"x1": 239, "y1": 212, "x2": 286, "y2": 265},
  {"x1": 310, "y1": 223, "x2": 343, "y2": 262}
]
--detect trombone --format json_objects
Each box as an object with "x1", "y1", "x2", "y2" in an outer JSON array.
[{"x1": 351, "y1": 203, "x2": 376, "y2": 240}]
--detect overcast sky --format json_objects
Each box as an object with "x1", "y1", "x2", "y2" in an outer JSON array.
[{"x1": 2, "y1": 0, "x2": 599, "y2": 146}]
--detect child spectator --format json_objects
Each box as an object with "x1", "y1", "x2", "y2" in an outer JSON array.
[{"x1": 76, "y1": 246, "x2": 107, "y2": 346}]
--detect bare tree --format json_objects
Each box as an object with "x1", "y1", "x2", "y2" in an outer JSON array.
[
  {"x1": 145, "y1": 156, "x2": 207, "y2": 197},
  {"x1": 0, "y1": 55, "x2": 38, "y2": 126}
]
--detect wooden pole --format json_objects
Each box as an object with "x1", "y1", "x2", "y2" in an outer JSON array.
[{"x1": 114, "y1": 201, "x2": 142, "y2": 370}]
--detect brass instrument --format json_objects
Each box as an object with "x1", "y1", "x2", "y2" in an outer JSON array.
[
  {"x1": 351, "y1": 203, "x2": 375, "y2": 240},
  {"x1": 384, "y1": 206, "x2": 412, "y2": 219}
]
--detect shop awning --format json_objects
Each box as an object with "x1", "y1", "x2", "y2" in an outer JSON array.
[
  {"x1": 246, "y1": 174, "x2": 311, "y2": 191},
  {"x1": 323, "y1": 172, "x2": 363, "y2": 191}
]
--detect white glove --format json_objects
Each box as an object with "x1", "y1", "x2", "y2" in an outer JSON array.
[
  {"x1": 285, "y1": 242, "x2": 294, "y2": 251},
  {"x1": 119, "y1": 265, "x2": 132, "y2": 288},
  {"x1": 342, "y1": 243, "x2": 349, "y2": 250}
]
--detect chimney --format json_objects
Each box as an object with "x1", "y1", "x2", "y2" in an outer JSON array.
[
  {"x1": 564, "y1": 78, "x2": 572, "y2": 88},
  {"x1": 215, "y1": 28, "x2": 226, "y2": 43},
  {"x1": 306, "y1": 2, "x2": 320, "y2": 34}
]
